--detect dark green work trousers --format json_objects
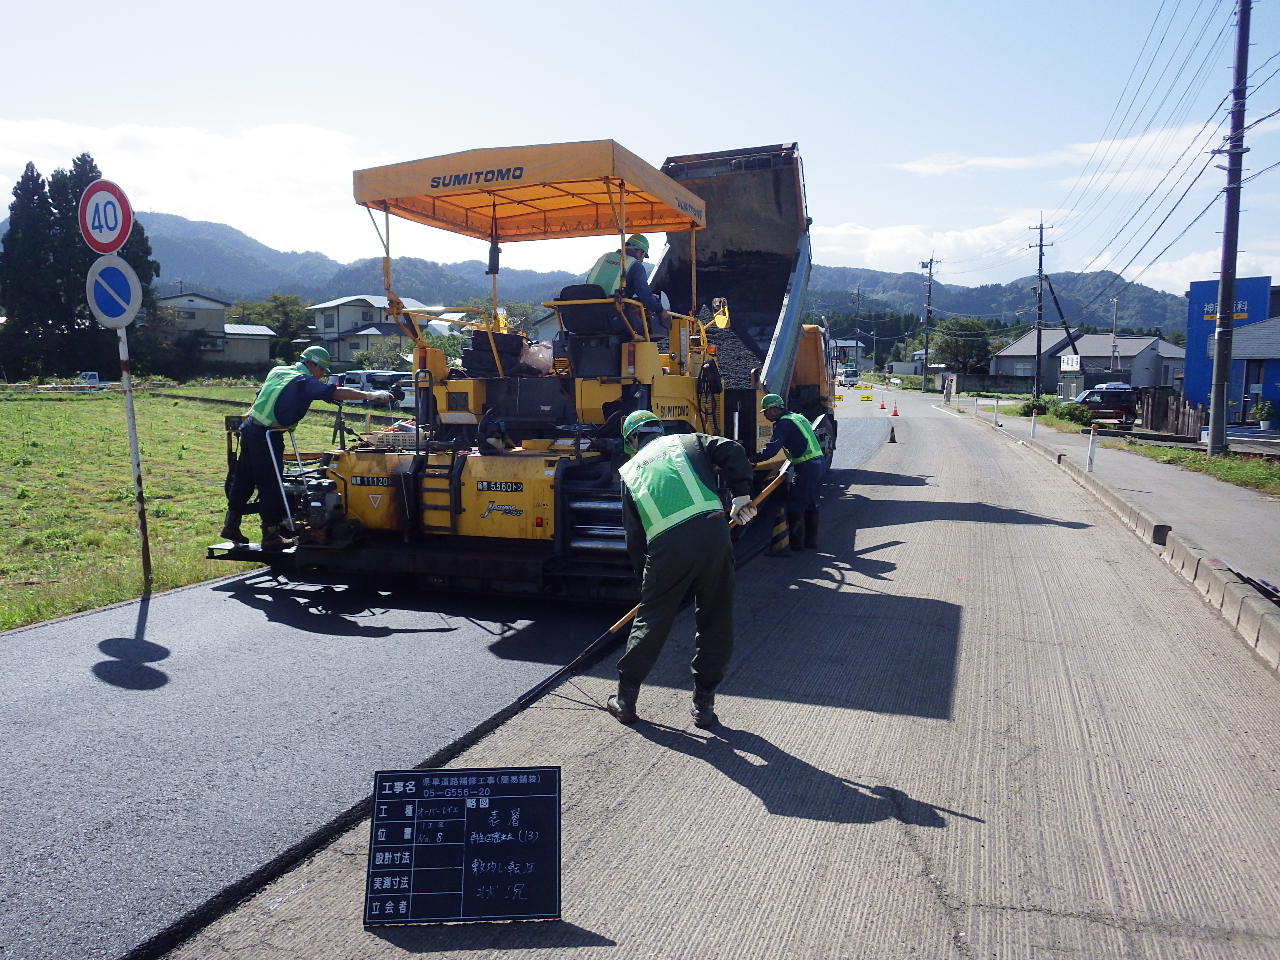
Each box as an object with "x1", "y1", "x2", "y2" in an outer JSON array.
[{"x1": 617, "y1": 510, "x2": 735, "y2": 690}]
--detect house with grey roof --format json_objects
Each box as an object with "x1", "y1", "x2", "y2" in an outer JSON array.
[
  {"x1": 990, "y1": 328, "x2": 1184, "y2": 392},
  {"x1": 1206, "y1": 315, "x2": 1280, "y2": 420},
  {"x1": 305, "y1": 296, "x2": 465, "y2": 363},
  {"x1": 155, "y1": 292, "x2": 273, "y2": 368}
]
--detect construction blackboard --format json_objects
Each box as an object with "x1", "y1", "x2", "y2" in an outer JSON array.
[{"x1": 364, "y1": 766, "x2": 561, "y2": 924}]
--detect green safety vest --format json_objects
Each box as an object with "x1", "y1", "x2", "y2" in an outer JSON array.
[
  {"x1": 585, "y1": 251, "x2": 639, "y2": 295},
  {"x1": 248, "y1": 363, "x2": 309, "y2": 429},
  {"x1": 782, "y1": 412, "x2": 823, "y2": 464},
  {"x1": 620, "y1": 435, "x2": 723, "y2": 541}
]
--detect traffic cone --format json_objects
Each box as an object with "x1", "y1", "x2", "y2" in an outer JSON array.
[
  {"x1": 767, "y1": 505, "x2": 791, "y2": 556},
  {"x1": 879, "y1": 397, "x2": 886, "y2": 409},
  {"x1": 888, "y1": 425, "x2": 897, "y2": 443},
  {"x1": 891, "y1": 402, "x2": 899, "y2": 416}
]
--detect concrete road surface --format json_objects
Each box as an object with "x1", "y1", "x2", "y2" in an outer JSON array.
[{"x1": 159, "y1": 389, "x2": 1280, "y2": 960}]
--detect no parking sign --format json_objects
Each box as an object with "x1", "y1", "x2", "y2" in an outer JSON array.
[{"x1": 85, "y1": 255, "x2": 142, "y2": 330}]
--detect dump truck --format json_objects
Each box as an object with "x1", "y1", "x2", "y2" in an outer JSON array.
[{"x1": 209, "y1": 140, "x2": 834, "y2": 599}]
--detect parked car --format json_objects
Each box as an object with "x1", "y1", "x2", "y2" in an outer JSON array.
[
  {"x1": 335, "y1": 370, "x2": 417, "y2": 410},
  {"x1": 1072, "y1": 386, "x2": 1138, "y2": 424}
]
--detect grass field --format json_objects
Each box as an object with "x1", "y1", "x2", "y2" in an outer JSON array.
[
  {"x1": 156, "y1": 385, "x2": 258, "y2": 401},
  {"x1": 1103, "y1": 440, "x2": 1280, "y2": 495},
  {"x1": 0, "y1": 393, "x2": 343, "y2": 631}
]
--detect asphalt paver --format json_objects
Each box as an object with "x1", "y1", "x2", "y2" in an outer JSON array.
[{"x1": 160, "y1": 393, "x2": 1280, "y2": 960}]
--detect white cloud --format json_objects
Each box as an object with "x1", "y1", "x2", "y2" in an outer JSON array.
[
  {"x1": 1136, "y1": 248, "x2": 1280, "y2": 295},
  {"x1": 811, "y1": 213, "x2": 1050, "y2": 283},
  {"x1": 891, "y1": 122, "x2": 1230, "y2": 186},
  {"x1": 891, "y1": 147, "x2": 1088, "y2": 176}
]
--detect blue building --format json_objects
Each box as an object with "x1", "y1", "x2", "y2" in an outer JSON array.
[{"x1": 1184, "y1": 276, "x2": 1280, "y2": 422}]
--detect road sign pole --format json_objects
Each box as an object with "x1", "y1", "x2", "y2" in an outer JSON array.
[
  {"x1": 116, "y1": 326, "x2": 152, "y2": 589},
  {"x1": 79, "y1": 182, "x2": 151, "y2": 590}
]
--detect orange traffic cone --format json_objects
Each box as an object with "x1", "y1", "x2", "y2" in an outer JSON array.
[
  {"x1": 879, "y1": 397, "x2": 886, "y2": 409},
  {"x1": 891, "y1": 402, "x2": 899, "y2": 416}
]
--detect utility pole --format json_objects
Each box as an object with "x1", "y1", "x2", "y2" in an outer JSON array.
[
  {"x1": 920, "y1": 256, "x2": 937, "y2": 393},
  {"x1": 851, "y1": 288, "x2": 864, "y2": 374},
  {"x1": 1109, "y1": 297, "x2": 1120, "y2": 372},
  {"x1": 1208, "y1": 0, "x2": 1252, "y2": 455},
  {"x1": 1029, "y1": 218, "x2": 1053, "y2": 398}
]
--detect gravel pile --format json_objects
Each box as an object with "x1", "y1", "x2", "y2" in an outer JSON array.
[{"x1": 705, "y1": 323, "x2": 766, "y2": 390}]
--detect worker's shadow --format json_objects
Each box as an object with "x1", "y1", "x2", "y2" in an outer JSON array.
[
  {"x1": 92, "y1": 593, "x2": 170, "y2": 690},
  {"x1": 216, "y1": 577, "x2": 440, "y2": 639},
  {"x1": 637, "y1": 722, "x2": 982, "y2": 828},
  {"x1": 828, "y1": 468, "x2": 931, "y2": 488}
]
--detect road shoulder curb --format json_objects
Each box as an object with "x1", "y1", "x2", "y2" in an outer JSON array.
[{"x1": 954, "y1": 403, "x2": 1278, "y2": 676}]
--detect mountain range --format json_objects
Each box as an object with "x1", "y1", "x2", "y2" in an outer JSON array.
[{"x1": 0, "y1": 211, "x2": 1189, "y2": 333}]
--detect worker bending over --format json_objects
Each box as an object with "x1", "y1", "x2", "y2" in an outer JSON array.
[
  {"x1": 609, "y1": 410, "x2": 755, "y2": 728},
  {"x1": 584, "y1": 234, "x2": 671, "y2": 339},
  {"x1": 753, "y1": 393, "x2": 825, "y2": 551},
  {"x1": 222, "y1": 346, "x2": 396, "y2": 550}
]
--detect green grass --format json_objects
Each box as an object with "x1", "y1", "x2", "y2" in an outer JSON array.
[
  {"x1": 973, "y1": 402, "x2": 1094, "y2": 434},
  {"x1": 0, "y1": 394, "x2": 341, "y2": 630},
  {"x1": 156, "y1": 385, "x2": 259, "y2": 401},
  {"x1": 1102, "y1": 440, "x2": 1280, "y2": 496}
]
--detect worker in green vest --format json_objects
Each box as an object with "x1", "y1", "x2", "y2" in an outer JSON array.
[
  {"x1": 584, "y1": 234, "x2": 671, "y2": 338},
  {"x1": 609, "y1": 410, "x2": 755, "y2": 728},
  {"x1": 753, "y1": 393, "x2": 825, "y2": 551},
  {"x1": 222, "y1": 346, "x2": 395, "y2": 549}
]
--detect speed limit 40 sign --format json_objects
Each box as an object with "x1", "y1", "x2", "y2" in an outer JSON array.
[{"x1": 78, "y1": 180, "x2": 134, "y2": 255}]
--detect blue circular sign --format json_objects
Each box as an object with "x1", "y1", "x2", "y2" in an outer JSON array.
[{"x1": 85, "y1": 255, "x2": 142, "y2": 330}]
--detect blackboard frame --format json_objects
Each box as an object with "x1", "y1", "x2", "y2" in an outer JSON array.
[{"x1": 363, "y1": 766, "x2": 561, "y2": 925}]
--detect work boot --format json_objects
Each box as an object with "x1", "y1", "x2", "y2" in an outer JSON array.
[
  {"x1": 606, "y1": 680, "x2": 640, "y2": 725},
  {"x1": 803, "y1": 510, "x2": 819, "y2": 550},
  {"x1": 691, "y1": 685, "x2": 719, "y2": 729},
  {"x1": 789, "y1": 519, "x2": 808, "y2": 551},
  {"x1": 260, "y1": 524, "x2": 296, "y2": 552},
  {"x1": 219, "y1": 510, "x2": 248, "y2": 545}
]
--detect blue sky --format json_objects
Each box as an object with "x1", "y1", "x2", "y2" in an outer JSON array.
[{"x1": 2, "y1": 0, "x2": 1277, "y2": 301}]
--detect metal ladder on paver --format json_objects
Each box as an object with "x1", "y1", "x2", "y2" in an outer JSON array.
[{"x1": 419, "y1": 452, "x2": 465, "y2": 534}]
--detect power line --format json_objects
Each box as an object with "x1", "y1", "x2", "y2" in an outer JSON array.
[{"x1": 1057, "y1": 3, "x2": 1234, "y2": 245}]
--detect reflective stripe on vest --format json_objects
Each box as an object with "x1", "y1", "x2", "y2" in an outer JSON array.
[
  {"x1": 782, "y1": 412, "x2": 823, "y2": 463},
  {"x1": 248, "y1": 363, "x2": 308, "y2": 429},
  {"x1": 585, "y1": 251, "x2": 639, "y2": 295},
  {"x1": 619, "y1": 435, "x2": 723, "y2": 540}
]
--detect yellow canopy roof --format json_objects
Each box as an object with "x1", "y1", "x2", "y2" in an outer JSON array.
[{"x1": 353, "y1": 140, "x2": 706, "y2": 243}]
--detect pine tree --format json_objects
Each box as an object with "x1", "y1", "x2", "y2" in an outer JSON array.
[
  {"x1": 0, "y1": 163, "x2": 57, "y2": 377},
  {"x1": 47, "y1": 154, "x2": 106, "y2": 366},
  {"x1": 0, "y1": 153, "x2": 162, "y2": 376}
]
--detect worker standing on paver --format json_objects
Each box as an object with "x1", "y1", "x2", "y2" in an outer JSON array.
[
  {"x1": 221, "y1": 346, "x2": 395, "y2": 549},
  {"x1": 609, "y1": 410, "x2": 755, "y2": 728},
  {"x1": 753, "y1": 393, "x2": 825, "y2": 551}
]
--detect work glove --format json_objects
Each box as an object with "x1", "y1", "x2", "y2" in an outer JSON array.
[
  {"x1": 369, "y1": 390, "x2": 395, "y2": 405},
  {"x1": 729, "y1": 495, "x2": 756, "y2": 525}
]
